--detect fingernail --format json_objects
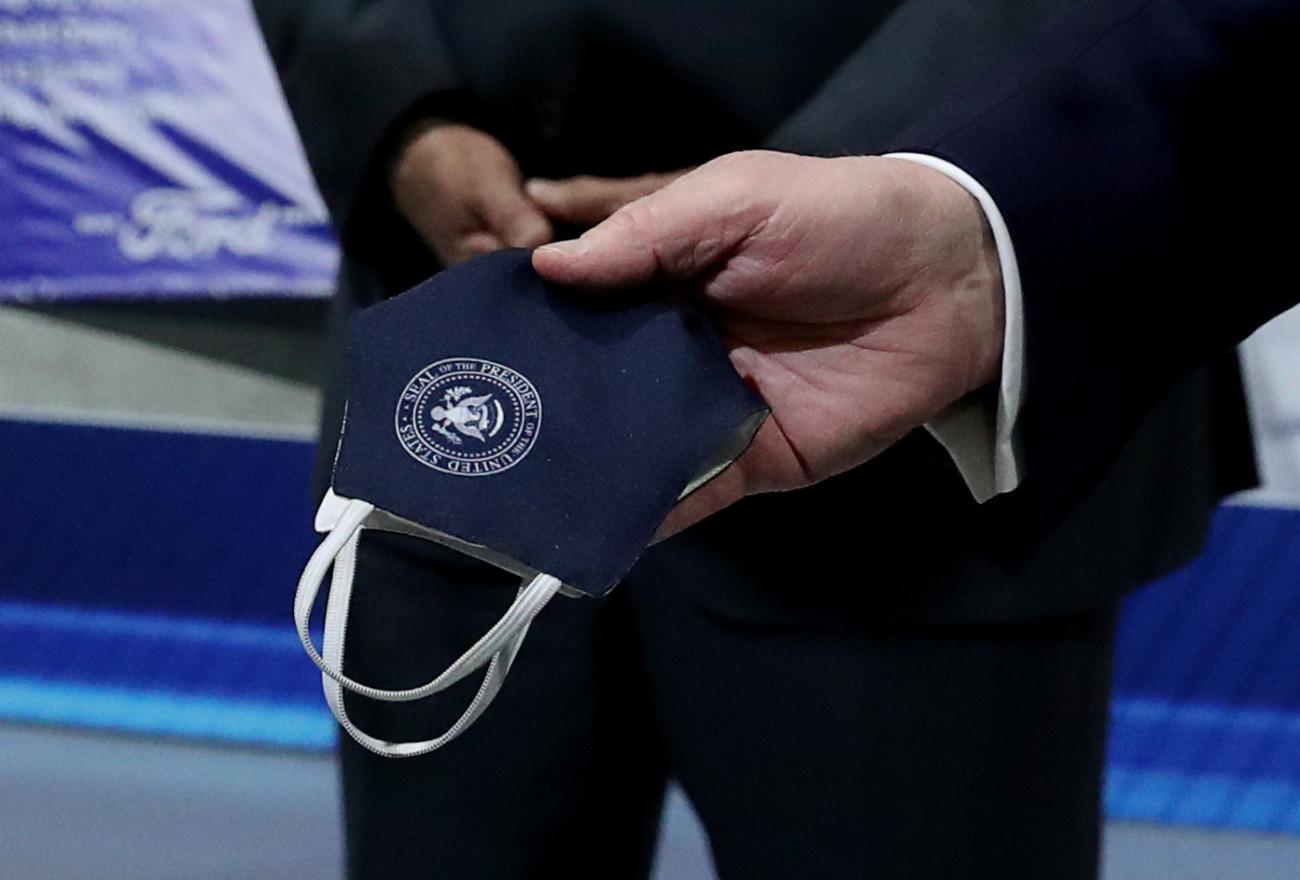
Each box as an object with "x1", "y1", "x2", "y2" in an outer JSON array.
[
  {"x1": 537, "y1": 239, "x2": 589, "y2": 259},
  {"x1": 525, "y1": 179, "x2": 557, "y2": 199}
]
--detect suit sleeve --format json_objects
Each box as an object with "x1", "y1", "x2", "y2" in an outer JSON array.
[
  {"x1": 254, "y1": 0, "x2": 466, "y2": 265},
  {"x1": 887, "y1": 0, "x2": 1300, "y2": 524},
  {"x1": 764, "y1": 0, "x2": 1086, "y2": 155}
]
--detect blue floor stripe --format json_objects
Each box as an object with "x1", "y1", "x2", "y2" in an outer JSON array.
[
  {"x1": 1110, "y1": 698, "x2": 1300, "y2": 779},
  {"x1": 1108, "y1": 698, "x2": 1300, "y2": 833},
  {"x1": 1106, "y1": 768, "x2": 1300, "y2": 835},
  {"x1": 0, "y1": 600, "x2": 323, "y2": 707},
  {"x1": 0, "y1": 601, "x2": 307, "y2": 653},
  {"x1": 4, "y1": 676, "x2": 1298, "y2": 833},
  {"x1": 0, "y1": 677, "x2": 336, "y2": 750}
]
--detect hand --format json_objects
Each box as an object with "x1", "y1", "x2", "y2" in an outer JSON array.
[
  {"x1": 391, "y1": 122, "x2": 553, "y2": 266},
  {"x1": 533, "y1": 151, "x2": 1004, "y2": 539},
  {"x1": 525, "y1": 170, "x2": 691, "y2": 228}
]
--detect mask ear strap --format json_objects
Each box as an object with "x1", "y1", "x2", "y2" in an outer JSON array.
[
  {"x1": 320, "y1": 529, "x2": 539, "y2": 757},
  {"x1": 293, "y1": 498, "x2": 564, "y2": 756},
  {"x1": 295, "y1": 508, "x2": 562, "y2": 700}
]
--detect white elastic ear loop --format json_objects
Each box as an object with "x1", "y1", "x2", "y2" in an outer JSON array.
[
  {"x1": 294, "y1": 498, "x2": 563, "y2": 701},
  {"x1": 320, "y1": 528, "x2": 540, "y2": 758}
]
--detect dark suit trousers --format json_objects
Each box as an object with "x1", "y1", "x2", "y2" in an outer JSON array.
[{"x1": 338, "y1": 532, "x2": 1116, "y2": 880}]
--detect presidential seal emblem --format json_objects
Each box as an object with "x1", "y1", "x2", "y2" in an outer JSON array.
[{"x1": 395, "y1": 358, "x2": 541, "y2": 476}]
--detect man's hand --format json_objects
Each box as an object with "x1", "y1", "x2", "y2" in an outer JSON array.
[
  {"x1": 524, "y1": 170, "x2": 690, "y2": 228},
  {"x1": 533, "y1": 151, "x2": 1004, "y2": 539},
  {"x1": 392, "y1": 123, "x2": 553, "y2": 266}
]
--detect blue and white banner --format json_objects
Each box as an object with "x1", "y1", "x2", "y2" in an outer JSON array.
[{"x1": 0, "y1": 0, "x2": 338, "y2": 299}]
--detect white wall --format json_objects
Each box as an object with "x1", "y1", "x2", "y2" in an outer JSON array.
[{"x1": 1240, "y1": 304, "x2": 1300, "y2": 505}]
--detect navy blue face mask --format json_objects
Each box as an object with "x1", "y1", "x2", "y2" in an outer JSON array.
[{"x1": 295, "y1": 249, "x2": 768, "y2": 757}]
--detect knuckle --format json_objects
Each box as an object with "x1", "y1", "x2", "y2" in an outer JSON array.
[
  {"x1": 602, "y1": 205, "x2": 645, "y2": 238},
  {"x1": 706, "y1": 149, "x2": 782, "y2": 176}
]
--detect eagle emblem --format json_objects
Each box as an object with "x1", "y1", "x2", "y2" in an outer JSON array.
[
  {"x1": 427, "y1": 386, "x2": 505, "y2": 444},
  {"x1": 395, "y1": 358, "x2": 542, "y2": 476}
]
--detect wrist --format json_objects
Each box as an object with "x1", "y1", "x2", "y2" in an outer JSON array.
[
  {"x1": 958, "y1": 198, "x2": 1006, "y2": 397},
  {"x1": 904, "y1": 159, "x2": 1005, "y2": 398}
]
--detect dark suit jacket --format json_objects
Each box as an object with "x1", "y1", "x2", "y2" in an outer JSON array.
[
  {"x1": 891, "y1": 0, "x2": 1295, "y2": 534},
  {"x1": 259, "y1": 0, "x2": 1259, "y2": 625}
]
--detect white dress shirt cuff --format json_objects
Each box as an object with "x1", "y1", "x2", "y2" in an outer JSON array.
[{"x1": 885, "y1": 152, "x2": 1026, "y2": 503}]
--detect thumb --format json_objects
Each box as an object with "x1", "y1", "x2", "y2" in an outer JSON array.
[
  {"x1": 652, "y1": 461, "x2": 748, "y2": 542},
  {"x1": 532, "y1": 155, "x2": 767, "y2": 288}
]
